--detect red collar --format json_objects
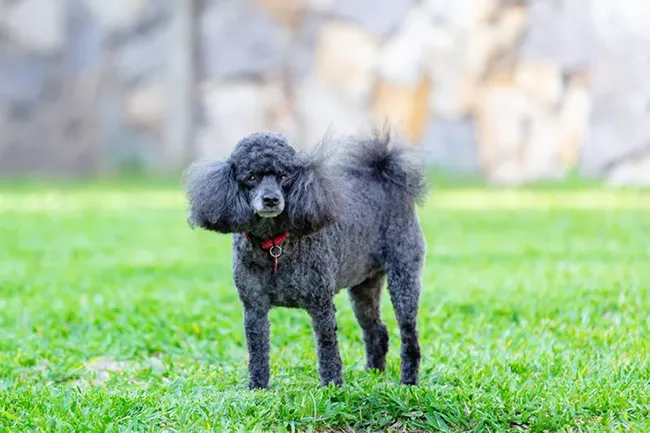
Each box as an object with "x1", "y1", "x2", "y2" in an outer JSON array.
[
  {"x1": 243, "y1": 232, "x2": 289, "y2": 273},
  {"x1": 244, "y1": 232, "x2": 288, "y2": 250}
]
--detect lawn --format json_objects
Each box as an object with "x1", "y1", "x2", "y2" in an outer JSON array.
[{"x1": 1, "y1": 184, "x2": 649, "y2": 432}]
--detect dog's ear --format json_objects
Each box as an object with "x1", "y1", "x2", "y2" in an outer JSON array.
[
  {"x1": 287, "y1": 147, "x2": 347, "y2": 236},
  {"x1": 183, "y1": 159, "x2": 251, "y2": 233}
]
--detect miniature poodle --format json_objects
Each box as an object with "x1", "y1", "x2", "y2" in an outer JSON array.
[{"x1": 183, "y1": 131, "x2": 427, "y2": 389}]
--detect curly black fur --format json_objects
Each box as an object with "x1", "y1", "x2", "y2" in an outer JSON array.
[{"x1": 184, "y1": 130, "x2": 428, "y2": 389}]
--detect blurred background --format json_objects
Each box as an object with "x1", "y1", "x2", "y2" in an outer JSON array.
[{"x1": 0, "y1": 0, "x2": 648, "y2": 185}]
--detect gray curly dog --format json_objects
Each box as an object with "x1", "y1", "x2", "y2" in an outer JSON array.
[{"x1": 183, "y1": 131, "x2": 427, "y2": 389}]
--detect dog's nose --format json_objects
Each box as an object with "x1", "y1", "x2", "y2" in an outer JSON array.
[{"x1": 263, "y1": 195, "x2": 280, "y2": 207}]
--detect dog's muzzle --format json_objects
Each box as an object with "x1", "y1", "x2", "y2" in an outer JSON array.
[{"x1": 253, "y1": 192, "x2": 285, "y2": 218}]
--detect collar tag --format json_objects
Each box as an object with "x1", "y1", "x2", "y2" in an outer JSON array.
[{"x1": 244, "y1": 232, "x2": 288, "y2": 273}]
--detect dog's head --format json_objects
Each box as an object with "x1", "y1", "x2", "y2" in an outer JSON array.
[{"x1": 184, "y1": 133, "x2": 346, "y2": 237}]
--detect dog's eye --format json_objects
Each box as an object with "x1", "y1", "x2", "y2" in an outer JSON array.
[{"x1": 247, "y1": 175, "x2": 257, "y2": 182}]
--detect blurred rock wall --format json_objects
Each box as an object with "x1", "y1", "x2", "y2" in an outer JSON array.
[
  {"x1": 0, "y1": 0, "x2": 177, "y2": 174},
  {"x1": 1, "y1": 0, "x2": 650, "y2": 185}
]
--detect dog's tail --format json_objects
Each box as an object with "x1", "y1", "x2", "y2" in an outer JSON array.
[{"x1": 343, "y1": 128, "x2": 429, "y2": 205}]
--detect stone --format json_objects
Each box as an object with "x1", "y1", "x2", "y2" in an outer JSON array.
[
  {"x1": 464, "y1": 25, "x2": 499, "y2": 76},
  {"x1": 198, "y1": 82, "x2": 268, "y2": 159},
  {"x1": 82, "y1": 0, "x2": 148, "y2": 34},
  {"x1": 0, "y1": 83, "x2": 103, "y2": 175},
  {"x1": 476, "y1": 77, "x2": 567, "y2": 184},
  {"x1": 59, "y1": 74, "x2": 103, "y2": 173},
  {"x1": 197, "y1": 81, "x2": 297, "y2": 159},
  {"x1": 377, "y1": 5, "x2": 438, "y2": 86},
  {"x1": 315, "y1": 21, "x2": 379, "y2": 103},
  {"x1": 557, "y1": 76, "x2": 591, "y2": 168},
  {"x1": 426, "y1": 5, "x2": 527, "y2": 118},
  {"x1": 149, "y1": 0, "x2": 175, "y2": 20},
  {"x1": 161, "y1": 0, "x2": 197, "y2": 171},
  {"x1": 124, "y1": 79, "x2": 165, "y2": 136},
  {"x1": 95, "y1": 76, "x2": 160, "y2": 172},
  {"x1": 427, "y1": 48, "x2": 478, "y2": 118},
  {"x1": 607, "y1": 152, "x2": 650, "y2": 186},
  {"x1": 591, "y1": 0, "x2": 650, "y2": 44},
  {"x1": 201, "y1": 0, "x2": 288, "y2": 80},
  {"x1": 523, "y1": 107, "x2": 567, "y2": 181},
  {"x1": 424, "y1": 0, "x2": 503, "y2": 30},
  {"x1": 264, "y1": 82, "x2": 299, "y2": 142},
  {"x1": 0, "y1": 51, "x2": 52, "y2": 104},
  {"x1": 284, "y1": 14, "x2": 322, "y2": 80},
  {"x1": 0, "y1": 102, "x2": 7, "y2": 153},
  {"x1": 372, "y1": 76, "x2": 431, "y2": 143},
  {"x1": 305, "y1": 0, "x2": 333, "y2": 12},
  {"x1": 114, "y1": 26, "x2": 169, "y2": 84},
  {"x1": 514, "y1": 60, "x2": 563, "y2": 108},
  {"x1": 464, "y1": 5, "x2": 528, "y2": 79},
  {"x1": 476, "y1": 78, "x2": 527, "y2": 175},
  {"x1": 5, "y1": 0, "x2": 64, "y2": 52},
  {"x1": 491, "y1": 4, "x2": 529, "y2": 57},
  {"x1": 582, "y1": 47, "x2": 650, "y2": 174},
  {"x1": 66, "y1": 0, "x2": 103, "y2": 74},
  {"x1": 377, "y1": 32, "x2": 423, "y2": 87},
  {"x1": 294, "y1": 75, "x2": 370, "y2": 148},
  {"x1": 581, "y1": 0, "x2": 650, "y2": 177},
  {"x1": 332, "y1": 0, "x2": 414, "y2": 38},
  {"x1": 421, "y1": 117, "x2": 479, "y2": 172},
  {"x1": 519, "y1": 0, "x2": 595, "y2": 70},
  {"x1": 257, "y1": 0, "x2": 304, "y2": 27}
]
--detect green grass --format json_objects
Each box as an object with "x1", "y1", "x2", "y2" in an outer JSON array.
[{"x1": 1, "y1": 185, "x2": 650, "y2": 432}]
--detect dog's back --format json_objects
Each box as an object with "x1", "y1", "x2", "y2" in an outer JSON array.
[{"x1": 323, "y1": 132, "x2": 428, "y2": 291}]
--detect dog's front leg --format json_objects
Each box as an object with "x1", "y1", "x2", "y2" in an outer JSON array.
[
  {"x1": 308, "y1": 303, "x2": 343, "y2": 386},
  {"x1": 243, "y1": 306, "x2": 271, "y2": 389}
]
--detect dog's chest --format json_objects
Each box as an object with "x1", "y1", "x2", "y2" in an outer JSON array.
[
  {"x1": 254, "y1": 259, "x2": 333, "y2": 309},
  {"x1": 266, "y1": 286, "x2": 301, "y2": 308},
  {"x1": 261, "y1": 267, "x2": 313, "y2": 309},
  {"x1": 236, "y1": 240, "x2": 336, "y2": 309}
]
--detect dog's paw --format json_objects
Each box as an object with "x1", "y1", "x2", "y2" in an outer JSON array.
[
  {"x1": 248, "y1": 381, "x2": 269, "y2": 390},
  {"x1": 400, "y1": 378, "x2": 418, "y2": 386},
  {"x1": 320, "y1": 377, "x2": 343, "y2": 387}
]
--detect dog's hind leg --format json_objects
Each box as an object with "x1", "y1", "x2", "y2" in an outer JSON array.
[
  {"x1": 384, "y1": 223, "x2": 424, "y2": 386},
  {"x1": 386, "y1": 266, "x2": 422, "y2": 385},
  {"x1": 349, "y1": 275, "x2": 389, "y2": 371}
]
